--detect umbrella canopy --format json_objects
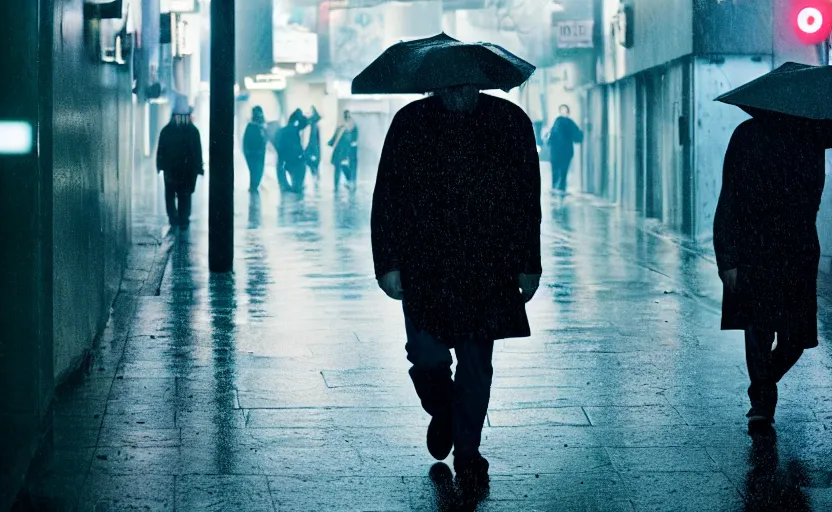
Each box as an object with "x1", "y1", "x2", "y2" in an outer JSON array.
[
  {"x1": 351, "y1": 33, "x2": 535, "y2": 95},
  {"x1": 715, "y1": 62, "x2": 832, "y2": 120}
]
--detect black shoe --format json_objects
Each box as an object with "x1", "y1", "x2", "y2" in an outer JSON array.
[
  {"x1": 747, "y1": 407, "x2": 774, "y2": 435},
  {"x1": 454, "y1": 453, "x2": 489, "y2": 500},
  {"x1": 427, "y1": 412, "x2": 453, "y2": 460}
]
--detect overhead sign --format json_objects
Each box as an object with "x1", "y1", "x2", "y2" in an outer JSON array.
[
  {"x1": 168, "y1": 0, "x2": 196, "y2": 13},
  {"x1": 554, "y1": 20, "x2": 594, "y2": 49},
  {"x1": 273, "y1": 30, "x2": 319, "y2": 64}
]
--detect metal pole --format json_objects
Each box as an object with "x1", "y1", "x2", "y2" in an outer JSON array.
[{"x1": 209, "y1": 0, "x2": 235, "y2": 272}]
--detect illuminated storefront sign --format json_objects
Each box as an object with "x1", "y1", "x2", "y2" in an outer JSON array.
[{"x1": 0, "y1": 121, "x2": 34, "y2": 155}]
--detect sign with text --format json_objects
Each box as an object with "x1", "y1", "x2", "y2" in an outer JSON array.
[
  {"x1": 168, "y1": 0, "x2": 196, "y2": 13},
  {"x1": 553, "y1": 20, "x2": 593, "y2": 49},
  {"x1": 273, "y1": 30, "x2": 319, "y2": 64}
]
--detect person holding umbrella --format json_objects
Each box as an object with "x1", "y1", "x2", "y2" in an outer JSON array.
[
  {"x1": 243, "y1": 105, "x2": 268, "y2": 192},
  {"x1": 714, "y1": 62, "x2": 832, "y2": 434},
  {"x1": 361, "y1": 33, "x2": 541, "y2": 493}
]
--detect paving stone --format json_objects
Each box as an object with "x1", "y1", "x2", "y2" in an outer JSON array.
[
  {"x1": 90, "y1": 446, "x2": 181, "y2": 476},
  {"x1": 607, "y1": 447, "x2": 719, "y2": 473},
  {"x1": 245, "y1": 406, "x2": 425, "y2": 428},
  {"x1": 487, "y1": 407, "x2": 589, "y2": 427},
  {"x1": 622, "y1": 471, "x2": 742, "y2": 512},
  {"x1": 176, "y1": 475, "x2": 274, "y2": 511},
  {"x1": 76, "y1": 474, "x2": 175, "y2": 512},
  {"x1": 583, "y1": 405, "x2": 687, "y2": 427},
  {"x1": 97, "y1": 427, "x2": 181, "y2": 448},
  {"x1": 270, "y1": 476, "x2": 410, "y2": 511}
]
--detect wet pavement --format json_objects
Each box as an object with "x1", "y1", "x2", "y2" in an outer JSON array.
[{"x1": 15, "y1": 169, "x2": 832, "y2": 511}]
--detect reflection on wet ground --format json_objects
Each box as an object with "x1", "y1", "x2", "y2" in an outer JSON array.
[{"x1": 15, "y1": 178, "x2": 832, "y2": 511}]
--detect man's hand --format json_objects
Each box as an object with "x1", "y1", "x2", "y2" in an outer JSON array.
[
  {"x1": 519, "y1": 273, "x2": 541, "y2": 303},
  {"x1": 721, "y1": 268, "x2": 738, "y2": 293},
  {"x1": 378, "y1": 270, "x2": 404, "y2": 301}
]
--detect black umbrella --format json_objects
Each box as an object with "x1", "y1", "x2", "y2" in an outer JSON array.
[
  {"x1": 351, "y1": 33, "x2": 535, "y2": 95},
  {"x1": 715, "y1": 62, "x2": 832, "y2": 120}
]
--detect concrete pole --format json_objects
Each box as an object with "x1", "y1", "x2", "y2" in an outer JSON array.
[{"x1": 209, "y1": 0, "x2": 235, "y2": 272}]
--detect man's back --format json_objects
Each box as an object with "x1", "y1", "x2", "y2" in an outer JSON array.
[{"x1": 372, "y1": 93, "x2": 541, "y2": 341}]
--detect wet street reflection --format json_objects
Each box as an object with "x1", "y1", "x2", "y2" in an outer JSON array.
[{"x1": 17, "y1": 181, "x2": 832, "y2": 511}]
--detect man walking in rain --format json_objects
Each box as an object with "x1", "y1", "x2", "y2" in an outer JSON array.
[
  {"x1": 713, "y1": 62, "x2": 832, "y2": 433},
  {"x1": 371, "y1": 83, "x2": 541, "y2": 490},
  {"x1": 547, "y1": 104, "x2": 582, "y2": 199},
  {"x1": 156, "y1": 97, "x2": 203, "y2": 229}
]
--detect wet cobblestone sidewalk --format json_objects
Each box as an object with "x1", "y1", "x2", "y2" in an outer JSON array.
[{"x1": 16, "y1": 183, "x2": 832, "y2": 511}]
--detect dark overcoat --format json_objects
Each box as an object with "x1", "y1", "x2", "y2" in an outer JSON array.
[
  {"x1": 328, "y1": 125, "x2": 355, "y2": 166},
  {"x1": 278, "y1": 111, "x2": 307, "y2": 172},
  {"x1": 548, "y1": 115, "x2": 582, "y2": 163},
  {"x1": 243, "y1": 121, "x2": 268, "y2": 157},
  {"x1": 156, "y1": 120, "x2": 203, "y2": 194},
  {"x1": 713, "y1": 118, "x2": 827, "y2": 348},
  {"x1": 371, "y1": 93, "x2": 542, "y2": 344}
]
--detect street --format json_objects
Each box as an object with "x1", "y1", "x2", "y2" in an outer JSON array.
[{"x1": 16, "y1": 175, "x2": 832, "y2": 511}]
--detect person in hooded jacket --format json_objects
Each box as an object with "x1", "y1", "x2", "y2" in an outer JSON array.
[
  {"x1": 714, "y1": 110, "x2": 832, "y2": 433},
  {"x1": 243, "y1": 106, "x2": 268, "y2": 192},
  {"x1": 305, "y1": 107, "x2": 322, "y2": 184},
  {"x1": 278, "y1": 109, "x2": 309, "y2": 194},
  {"x1": 156, "y1": 101, "x2": 203, "y2": 228}
]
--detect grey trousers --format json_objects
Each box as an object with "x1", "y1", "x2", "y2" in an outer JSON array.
[{"x1": 404, "y1": 315, "x2": 494, "y2": 457}]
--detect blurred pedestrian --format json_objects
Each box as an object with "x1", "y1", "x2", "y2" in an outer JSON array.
[
  {"x1": 372, "y1": 85, "x2": 541, "y2": 489},
  {"x1": 156, "y1": 98, "x2": 203, "y2": 229},
  {"x1": 305, "y1": 106, "x2": 322, "y2": 184},
  {"x1": 329, "y1": 110, "x2": 358, "y2": 192},
  {"x1": 547, "y1": 105, "x2": 582, "y2": 198},
  {"x1": 278, "y1": 108, "x2": 308, "y2": 194},
  {"x1": 714, "y1": 111, "x2": 831, "y2": 433},
  {"x1": 243, "y1": 105, "x2": 268, "y2": 192}
]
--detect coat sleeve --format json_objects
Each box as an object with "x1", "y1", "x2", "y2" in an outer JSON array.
[
  {"x1": 156, "y1": 128, "x2": 167, "y2": 172},
  {"x1": 713, "y1": 130, "x2": 750, "y2": 273},
  {"x1": 371, "y1": 114, "x2": 406, "y2": 279},
  {"x1": 515, "y1": 113, "x2": 543, "y2": 275},
  {"x1": 571, "y1": 119, "x2": 584, "y2": 144}
]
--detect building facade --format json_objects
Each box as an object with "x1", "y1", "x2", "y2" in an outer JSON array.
[{"x1": 582, "y1": 0, "x2": 831, "y2": 270}]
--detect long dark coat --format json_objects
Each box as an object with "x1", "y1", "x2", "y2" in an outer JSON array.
[
  {"x1": 328, "y1": 125, "x2": 356, "y2": 166},
  {"x1": 548, "y1": 115, "x2": 582, "y2": 163},
  {"x1": 243, "y1": 121, "x2": 267, "y2": 157},
  {"x1": 278, "y1": 110, "x2": 307, "y2": 170},
  {"x1": 156, "y1": 119, "x2": 203, "y2": 194},
  {"x1": 713, "y1": 118, "x2": 827, "y2": 348},
  {"x1": 371, "y1": 94, "x2": 542, "y2": 343}
]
